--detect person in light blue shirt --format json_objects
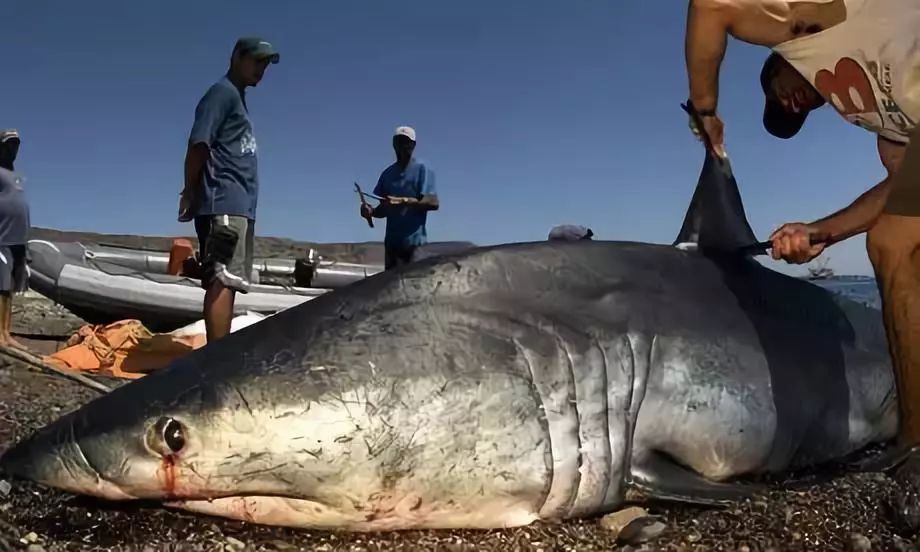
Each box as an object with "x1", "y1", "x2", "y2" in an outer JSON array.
[
  {"x1": 0, "y1": 129, "x2": 30, "y2": 350},
  {"x1": 361, "y1": 126, "x2": 439, "y2": 270}
]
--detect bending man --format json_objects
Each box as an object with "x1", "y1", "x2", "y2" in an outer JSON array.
[{"x1": 685, "y1": 0, "x2": 920, "y2": 456}]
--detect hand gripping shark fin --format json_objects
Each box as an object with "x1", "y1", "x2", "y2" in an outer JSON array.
[{"x1": 673, "y1": 103, "x2": 764, "y2": 256}]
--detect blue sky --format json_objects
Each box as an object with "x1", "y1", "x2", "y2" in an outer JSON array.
[{"x1": 4, "y1": 1, "x2": 887, "y2": 275}]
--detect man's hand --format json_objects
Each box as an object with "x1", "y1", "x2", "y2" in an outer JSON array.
[
  {"x1": 177, "y1": 187, "x2": 196, "y2": 223},
  {"x1": 360, "y1": 203, "x2": 375, "y2": 219},
  {"x1": 769, "y1": 222, "x2": 828, "y2": 264},
  {"x1": 181, "y1": 142, "x2": 209, "y2": 223},
  {"x1": 689, "y1": 112, "x2": 727, "y2": 159}
]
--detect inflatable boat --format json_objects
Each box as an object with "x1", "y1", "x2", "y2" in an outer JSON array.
[
  {"x1": 26, "y1": 239, "x2": 332, "y2": 332},
  {"x1": 74, "y1": 241, "x2": 384, "y2": 288}
]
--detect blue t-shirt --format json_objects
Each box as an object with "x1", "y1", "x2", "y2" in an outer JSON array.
[
  {"x1": 0, "y1": 168, "x2": 30, "y2": 246},
  {"x1": 188, "y1": 76, "x2": 260, "y2": 220},
  {"x1": 373, "y1": 159, "x2": 437, "y2": 248}
]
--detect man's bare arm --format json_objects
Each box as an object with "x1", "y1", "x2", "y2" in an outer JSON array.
[
  {"x1": 183, "y1": 142, "x2": 210, "y2": 201},
  {"x1": 383, "y1": 195, "x2": 439, "y2": 211},
  {"x1": 416, "y1": 194, "x2": 439, "y2": 211},
  {"x1": 811, "y1": 136, "x2": 906, "y2": 243},
  {"x1": 686, "y1": 0, "x2": 794, "y2": 110}
]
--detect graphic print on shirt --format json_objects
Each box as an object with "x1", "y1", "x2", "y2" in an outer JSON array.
[
  {"x1": 813, "y1": 57, "x2": 880, "y2": 124},
  {"x1": 865, "y1": 59, "x2": 916, "y2": 134},
  {"x1": 813, "y1": 56, "x2": 914, "y2": 136},
  {"x1": 240, "y1": 130, "x2": 257, "y2": 156}
]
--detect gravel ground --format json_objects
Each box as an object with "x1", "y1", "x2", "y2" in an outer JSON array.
[
  {"x1": 11, "y1": 292, "x2": 87, "y2": 340},
  {"x1": 2, "y1": 291, "x2": 920, "y2": 550}
]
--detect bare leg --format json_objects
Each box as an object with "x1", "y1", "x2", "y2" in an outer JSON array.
[
  {"x1": 203, "y1": 282, "x2": 235, "y2": 343},
  {"x1": 868, "y1": 214, "x2": 920, "y2": 448},
  {"x1": 0, "y1": 291, "x2": 25, "y2": 350}
]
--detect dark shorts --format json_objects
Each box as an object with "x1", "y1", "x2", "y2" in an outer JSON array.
[
  {"x1": 884, "y1": 128, "x2": 920, "y2": 216},
  {"x1": 0, "y1": 244, "x2": 28, "y2": 294},
  {"x1": 194, "y1": 215, "x2": 254, "y2": 293},
  {"x1": 384, "y1": 244, "x2": 419, "y2": 270}
]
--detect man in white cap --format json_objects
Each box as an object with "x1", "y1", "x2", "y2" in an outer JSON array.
[
  {"x1": 361, "y1": 126, "x2": 440, "y2": 270},
  {"x1": 0, "y1": 130, "x2": 31, "y2": 350}
]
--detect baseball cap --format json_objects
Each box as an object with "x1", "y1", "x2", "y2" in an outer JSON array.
[
  {"x1": 760, "y1": 52, "x2": 819, "y2": 139},
  {"x1": 394, "y1": 126, "x2": 416, "y2": 142},
  {"x1": 0, "y1": 129, "x2": 20, "y2": 144},
  {"x1": 234, "y1": 37, "x2": 280, "y2": 64}
]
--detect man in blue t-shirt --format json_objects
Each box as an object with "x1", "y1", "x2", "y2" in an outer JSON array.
[
  {"x1": 177, "y1": 36, "x2": 279, "y2": 343},
  {"x1": 0, "y1": 129, "x2": 31, "y2": 350},
  {"x1": 360, "y1": 126, "x2": 439, "y2": 270}
]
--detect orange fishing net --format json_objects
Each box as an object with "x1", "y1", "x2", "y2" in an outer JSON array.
[{"x1": 44, "y1": 319, "x2": 205, "y2": 379}]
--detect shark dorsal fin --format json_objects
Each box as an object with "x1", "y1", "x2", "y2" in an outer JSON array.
[{"x1": 673, "y1": 149, "x2": 760, "y2": 253}]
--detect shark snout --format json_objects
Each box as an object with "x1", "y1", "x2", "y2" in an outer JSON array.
[{"x1": 0, "y1": 415, "x2": 132, "y2": 500}]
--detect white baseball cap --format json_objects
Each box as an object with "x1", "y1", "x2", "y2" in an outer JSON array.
[{"x1": 394, "y1": 126, "x2": 416, "y2": 142}]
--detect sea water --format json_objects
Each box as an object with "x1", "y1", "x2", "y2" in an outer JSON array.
[{"x1": 808, "y1": 276, "x2": 881, "y2": 310}]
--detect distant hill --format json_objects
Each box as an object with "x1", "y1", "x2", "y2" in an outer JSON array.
[{"x1": 29, "y1": 227, "x2": 477, "y2": 265}]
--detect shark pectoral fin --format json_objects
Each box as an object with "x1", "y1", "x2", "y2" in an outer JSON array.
[
  {"x1": 846, "y1": 443, "x2": 920, "y2": 474},
  {"x1": 626, "y1": 452, "x2": 762, "y2": 507}
]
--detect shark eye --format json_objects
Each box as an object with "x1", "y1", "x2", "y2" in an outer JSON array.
[{"x1": 146, "y1": 417, "x2": 187, "y2": 457}]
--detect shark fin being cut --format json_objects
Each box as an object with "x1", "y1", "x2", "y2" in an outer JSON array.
[{"x1": 673, "y1": 146, "x2": 762, "y2": 255}]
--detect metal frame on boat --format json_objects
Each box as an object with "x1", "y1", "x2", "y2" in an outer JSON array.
[{"x1": 81, "y1": 241, "x2": 384, "y2": 288}]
